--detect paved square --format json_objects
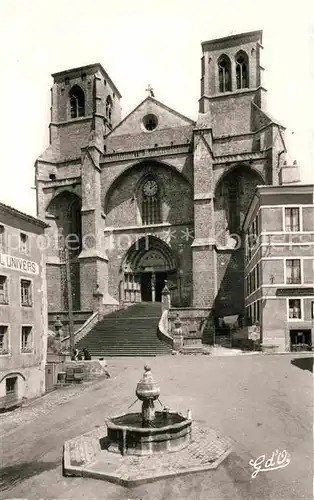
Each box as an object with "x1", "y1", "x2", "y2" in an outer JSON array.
[{"x1": 0, "y1": 354, "x2": 312, "y2": 500}]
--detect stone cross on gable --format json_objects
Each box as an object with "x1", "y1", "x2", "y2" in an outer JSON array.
[{"x1": 146, "y1": 84, "x2": 155, "y2": 98}]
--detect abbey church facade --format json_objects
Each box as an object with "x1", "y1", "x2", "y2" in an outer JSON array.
[{"x1": 35, "y1": 30, "x2": 288, "y2": 324}]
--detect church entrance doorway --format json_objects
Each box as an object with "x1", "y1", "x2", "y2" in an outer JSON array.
[
  {"x1": 140, "y1": 271, "x2": 167, "y2": 302},
  {"x1": 121, "y1": 236, "x2": 176, "y2": 304}
]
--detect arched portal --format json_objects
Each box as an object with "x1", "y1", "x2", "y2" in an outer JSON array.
[
  {"x1": 46, "y1": 191, "x2": 82, "y2": 310},
  {"x1": 121, "y1": 236, "x2": 177, "y2": 303}
]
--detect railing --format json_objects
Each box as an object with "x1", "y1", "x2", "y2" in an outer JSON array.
[
  {"x1": 157, "y1": 309, "x2": 174, "y2": 349},
  {"x1": 61, "y1": 311, "x2": 99, "y2": 348}
]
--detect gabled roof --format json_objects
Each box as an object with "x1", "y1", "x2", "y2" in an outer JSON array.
[{"x1": 106, "y1": 95, "x2": 195, "y2": 136}]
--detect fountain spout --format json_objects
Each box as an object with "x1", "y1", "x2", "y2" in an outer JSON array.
[{"x1": 136, "y1": 365, "x2": 160, "y2": 423}]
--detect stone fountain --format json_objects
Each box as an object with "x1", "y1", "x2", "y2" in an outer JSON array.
[
  {"x1": 63, "y1": 365, "x2": 232, "y2": 486},
  {"x1": 106, "y1": 364, "x2": 192, "y2": 456}
]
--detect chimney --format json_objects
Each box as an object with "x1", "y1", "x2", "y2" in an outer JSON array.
[{"x1": 279, "y1": 160, "x2": 301, "y2": 185}]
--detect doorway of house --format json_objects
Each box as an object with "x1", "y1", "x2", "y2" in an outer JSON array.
[{"x1": 289, "y1": 329, "x2": 312, "y2": 351}]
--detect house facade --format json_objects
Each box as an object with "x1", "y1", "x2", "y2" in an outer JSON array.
[
  {"x1": 0, "y1": 203, "x2": 48, "y2": 408},
  {"x1": 244, "y1": 184, "x2": 314, "y2": 352}
]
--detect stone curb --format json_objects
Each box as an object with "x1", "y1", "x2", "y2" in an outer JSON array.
[{"x1": 63, "y1": 425, "x2": 233, "y2": 487}]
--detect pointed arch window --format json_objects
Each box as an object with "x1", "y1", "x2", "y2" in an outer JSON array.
[
  {"x1": 69, "y1": 85, "x2": 85, "y2": 119},
  {"x1": 106, "y1": 95, "x2": 113, "y2": 122},
  {"x1": 141, "y1": 178, "x2": 161, "y2": 225},
  {"x1": 236, "y1": 51, "x2": 249, "y2": 89},
  {"x1": 218, "y1": 55, "x2": 231, "y2": 92}
]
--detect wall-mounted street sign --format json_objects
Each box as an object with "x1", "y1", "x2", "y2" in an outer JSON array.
[
  {"x1": 0, "y1": 253, "x2": 39, "y2": 275},
  {"x1": 248, "y1": 324, "x2": 260, "y2": 341}
]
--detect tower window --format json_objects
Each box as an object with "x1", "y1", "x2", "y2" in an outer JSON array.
[
  {"x1": 69, "y1": 85, "x2": 85, "y2": 119},
  {"x1": 218, "y1": 55, "x2": 231, "y2": 92},
  {"x1": 236, "y1": 51, "x2": 249, "y2": 89},
  {"x1": 106, "y1": 95, "x2": 113, "y2": 122},
  {"x1": 141, "y1": 178, "x2": 161, "y2": 225}
]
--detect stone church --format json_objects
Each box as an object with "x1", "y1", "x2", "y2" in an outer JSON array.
[{"x1": 35, "y1": 30, "x2": 288, "y2": 328}]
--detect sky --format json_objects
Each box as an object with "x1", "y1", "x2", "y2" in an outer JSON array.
[{"x1": 0, "y1": 0, "x2": 313, "y2": 217}]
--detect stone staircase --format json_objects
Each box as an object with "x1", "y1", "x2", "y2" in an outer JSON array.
[{"x1": 75, "y1": 302, "x2": 172, "y2": 357}]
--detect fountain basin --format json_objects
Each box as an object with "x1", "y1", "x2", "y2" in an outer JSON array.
[{"x1": 106, "y1": 411, "x2": 192, "y2": 456}]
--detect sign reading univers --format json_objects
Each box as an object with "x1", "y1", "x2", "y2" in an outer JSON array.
[{"x1": 0, "y1": 253, "x2": 39, "y2": 275}]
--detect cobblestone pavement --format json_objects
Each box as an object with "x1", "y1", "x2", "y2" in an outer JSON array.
[{"x1": 66, "y1": 424, "x2": 232, "y2": 481}]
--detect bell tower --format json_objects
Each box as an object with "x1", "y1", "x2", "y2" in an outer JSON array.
[
  {"x1": 49, "y1": 63, "x2": 122, "y2": 162},
  {"x1": 35, "y1": 63, "x2": 122, "y2": 314},
  {"x1": 199, "y1": 30, "x2": 265, "y2": 114}
]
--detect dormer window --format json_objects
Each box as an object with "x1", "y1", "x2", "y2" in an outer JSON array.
[
  {"x1": 218, "y1": 55, "x2": 231, "y2": 92},
  {"x1": 69, "y1": 85, "x2": 85, "y2": 119},
  {"x1": 236, "y1": 51, "x2": 249, "y2": 89}
]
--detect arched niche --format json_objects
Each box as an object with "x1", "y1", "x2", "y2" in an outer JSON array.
[
  {"x1": 214, "y1": 164, "x2": 264, "y2": 237},
  {"x1": 46, "y1": 191, "x2": 82, "y2": 255},
  {"x1": 104, "y1": 161, "x2": 193, "y2": 228},
  {"x1": 46, "y1": 191, "x2": 82, "y2": 310}
]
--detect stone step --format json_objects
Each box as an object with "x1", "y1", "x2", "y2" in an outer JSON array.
[{"x1": 75, "y1": 302, "x2": 172, "y2": 356}]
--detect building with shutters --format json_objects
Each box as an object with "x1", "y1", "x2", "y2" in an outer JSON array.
[
  {"x1": 243, "y1": 184, "x2": 314, "y2": 352},
  {"x1": 0, "y1": 203, "x2": 48, "y2": 409}
]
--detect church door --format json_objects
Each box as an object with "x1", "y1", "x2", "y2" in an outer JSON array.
[{"x1": 140, "y1": 273, "x2": 152, "y2": 302}]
